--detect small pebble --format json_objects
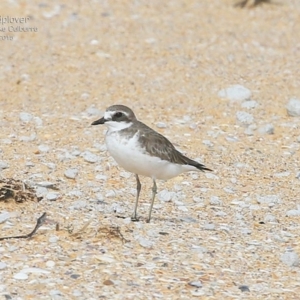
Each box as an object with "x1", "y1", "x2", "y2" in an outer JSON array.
[
  {"x1": 0, "y1": 262, "x2": 7, "y2": 270},
  {"x1": 249, "y1": 205, "x2": 260, "y2": 210},
  {"x1": 156, "y1": 122, "x2": 167, "y2": 128},
  {"x1": 241, "y1": 100, "x2": 258, "y2": 109},
  {"x1": 244, "y1": 128, "x2": 254, "y2": 135},
  {"x1": 67, "y1": 190, "x2": 83, "y2": 197},
  {"x1": 19, "y1": 112, "x2": 33, "y2": 122},
  {"x1": 203, "y1": 223, "x2": 215, "y2": 230},
  {"x1": 64, "y1": 168, "x2": 78, "y2": 179},
  {"x1": 13, "y1": 273, "x2": 28, "y2": 280},
  {"x1": 256, "y1": 195, "x2": 280, "y2": 205},
  {"x1": 180, "y1": 217, "x2": 197, "y2": 223},
  {"x1": 19, "y1": 134, "x2": 36, "y2": 142},
  {"x1": 70, "y1": 200, "x2": 87, "y2": 209},
  {"x1": 210, "y1": 196, "x2": 222, "y2": 205},
  {"x1": 0, "y1": 161, "x2": 9, "y2": 170},
  {"x1": 193, "y1": 196, "x2": 203, "y2": 203},
  {"x1": 19, "y1": 73, "x2": 30, "y2": 82},
  {"x1": 202, "y1": 140, "x2": 214, "y2": 147},
  {"x1": 36, "y1": 181, "x2": 57, "y2": 188},
  {"x1": 190, "y1": 174, "x2": 199, "y2": 180},
  {"x1": 274, "y1": 171, "x2": 290, "y2": 177},
  {"x1": 8, "y1": 246, "x2": 18, "y2": 252},
  {"x1": 49, "y1": 236, "x2": 59, "y2": 243},
  {"x1": 96, "y1": 174, "x2": 107, "y2": 180},
  {"x1": 93, "y1": 143, "x2": 107, "y2": 152},
  {"x1": 0, "y1": 212, "x2": 10, "y2": 224},
  {"x1": 81, "y1": 151, "x2": 100, "y2": 163},
  {"x1": 110, "y1": 203, "x2": 124, "y2": 214},
  {"x1": 188, "y1": 281, "x2": 202, "y2": 288},
  {"x1": 46, "y1": 261, "x2": 55, "y2": 268},
  {"x1": 145, "y1": 37, "x2": 156, "y2": 44},
  {"x1": 95, "y1": 193, "x2": 104, "y2": 201},
  {"x1": 96, "y1": 255, "x2": 116, "y2": 263},
  {"x1": 42, "y1": 5, "x2": 61, "y2": 18},
  {"x1": 177, "y1": 205, "x2": 188, "y2": 212},
  {"x1": 1, "y1": 138, "x2": 12, "y2": 144},
  {"x1": 138, "y1": 237, "x2": 154, "y2": 248},
  {"x1": 103, "y1": 279, "x2": 114, "y2": 285},
  {"x1": 84, "y1": 105, "x2": 101, "y2": 116},
  {"x1": 239, "y1": 285, "x2": 250, "y2": 292},
  {"x1": 21, "y1": 267, "x2": 50, "y2": 274},
  {"x1": 157, "y1": 190, "x2": 176, "y2": 202},
  {"x1": 241, "y1": 228, "x2": 252, "y2": 235},
  {"x1": 73, "y1": 290, "x2": 82, "y2": 297},
  {"x1": 226, "y1": 136, "x2": 239, "y2": 142},
  {"x1": 236, "y1": 111, "x2": 254, "y2": 125},
  {"x1": 189, "y1": 123, "x2": 198, "y2": 130},
  {"x1": 286, "y1": 209, "x2": 300, "y2": 217},
  {"x1": 36, "y1": 187, "x2": 48, "y2": 197},
  {"x1": 81, "y1": 92, "x2": 90, "y2": 100},
  {"x1": 221, "y1": 186, "x2": 233, "y2": 198},
  {"x1": 258, "y1": 124, "x2": 274, "y2": 135},
  {"x1": 119, "y1": 171, "x2": 131, "y2": 178},
  {"x1": 218, "y1": 84, "x2": 252, "y2": 101},
  {"x1": 281, "y1": 248, "x2": 299, "y2": 267},
  {"x1": 215, "y1": 211, "x2": 227, "y2": 217},
  {"x1": 205, "y1": 173, "x2": 219, "y2": 180},
  {"x1": 191, "y1": 290, "x2": 205, "y2": 296},
  {"x1": 38, "y1": 144, "x2": 50, "y2": 152},
  {"x1": 230, "y1": 178, "x2": 237, "y2": 184},
  {"x1": 264, "y1": 214, "x2": 277, "y2": 222},
  {"x1": 90, "y1": 39, "x2": 99, "y2": 45},
  {"x1": 25, "y1": 161, "x2": 35, "y2": 167},
  {"x1": 44, "y1": 163, "x2": 56, "y2": 170},
  {"x1": 49, "y1": 290, "x2": 62, "y2": 296},
  {"x1": 71, "y1": 150, "x2": 81, "y2": 156},
  {"x1": 34, "y1": 117, "x2": 43, "y2": 126},
  {"x1": 286, "y1": 98, "x2": 300, "y2": 117},
  {"x1": 46, "y1": 192, "x2": 60, "y2": 201},
  {"x1": 105, "y1": 190, "x2": 116, "y2": 198}
]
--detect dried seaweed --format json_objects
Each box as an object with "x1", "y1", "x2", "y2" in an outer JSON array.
[
  {"x1": 0, "y1": 212, "x2": 47, "y2": 240},
  {"x1": 0, "y1": 178, "x2": 42, "y2": 203},
  {"x1": 70, "y1": 218, "x2": 128, "y2": 243}
]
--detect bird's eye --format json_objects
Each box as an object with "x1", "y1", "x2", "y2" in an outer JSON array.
[{"x1": 115, "y1": 112, "x2": 123, "y2": 118}]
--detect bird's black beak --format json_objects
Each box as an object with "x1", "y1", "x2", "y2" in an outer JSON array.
[{"x1": 91, "y1": 117, "x2": 106, "y2": 125}]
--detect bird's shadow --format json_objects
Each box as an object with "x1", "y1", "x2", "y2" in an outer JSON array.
[
  {"x1": 234, "y1": 0, "x2": 281, "y2": 8},
  {"x1": 116, "y1": 214, "x2": 197, "y2": 224}
]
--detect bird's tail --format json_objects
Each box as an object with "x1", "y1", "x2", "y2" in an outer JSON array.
[{"x1": 188, "y1": 159, "x2": 212, "y2": 172}]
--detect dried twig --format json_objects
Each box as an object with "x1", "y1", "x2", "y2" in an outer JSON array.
[
  {"x1": 97, "y1": 225, "x2": 129, "y2": 243},
  {"x1": 71, "y1": 218, "x2": 94, "y2": 237},
  {"x1": 69, "y1": 217, "x2": 128, "y2": 243},
  {"x1": 0, "y1": 212, "x2": 47, "y2": 240}
]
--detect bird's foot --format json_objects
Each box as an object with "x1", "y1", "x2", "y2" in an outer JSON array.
[{"x1": 131, "y1": 214, "x2": 140, "y2": 222}]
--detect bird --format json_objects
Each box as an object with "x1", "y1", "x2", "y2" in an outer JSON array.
[{"x1": 91, "y1": 105, "x2": 212, "y2": 223}]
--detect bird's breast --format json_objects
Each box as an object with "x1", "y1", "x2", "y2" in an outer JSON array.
[{"x1": 104, "y1": 131, "x2": 198, "y2": 180}]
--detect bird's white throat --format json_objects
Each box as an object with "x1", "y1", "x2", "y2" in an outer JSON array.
[{"x1": 105, "y1": 120, "x2": 133, "y2": 132}]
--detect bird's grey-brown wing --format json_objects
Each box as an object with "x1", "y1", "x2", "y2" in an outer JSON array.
[{"x1": 136, "y1": 122, "x2": 212, "y2": 172}]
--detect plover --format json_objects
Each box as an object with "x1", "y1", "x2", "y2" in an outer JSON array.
[{"x1": 92, "y1": 105, "x2": 212, "y2": 223}]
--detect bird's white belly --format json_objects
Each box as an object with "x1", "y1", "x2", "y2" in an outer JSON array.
[{"x1": 105, "y1": 132, "x2": 196, "y2": 180}]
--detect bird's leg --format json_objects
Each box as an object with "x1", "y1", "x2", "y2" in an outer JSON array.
[
  {"x1": 132, "y1": 174, "x2": 141, "y2": 221},
  {"x1": 147, "y1": 179, "x2": 157, "y2": 223}
]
